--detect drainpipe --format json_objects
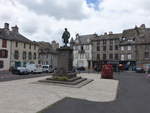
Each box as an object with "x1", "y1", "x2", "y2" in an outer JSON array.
[{"x1": 10, "y1": 40, "x2": 13, "y2": 70}]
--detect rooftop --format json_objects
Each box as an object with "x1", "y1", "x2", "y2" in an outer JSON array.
[{"x1": 0, "y1": 23, "x2": 32, "y2": 44}]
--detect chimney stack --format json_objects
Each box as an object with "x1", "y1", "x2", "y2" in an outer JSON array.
[
  {"x1": 109, "y1": 31, "x2": 113, "y2": 34},
  {"x1": 104, "y1": 32, "x2": 107, "y2": 35},
  {"x1": 12, "y1": 25, "x2": 19, "y2": 33},
  {"x1": 140, "y1": 24, "x2": 145, "y2": 29},
  {"x1": 4, "y1": 23, "x2": 9, "y2": 30}
]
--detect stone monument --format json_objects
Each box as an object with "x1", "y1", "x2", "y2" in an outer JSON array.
[
  {"x1": 53, "y1": 28, "x2": 76, "y2": 78},
  {"x1": 39, "y1": 28, "x2": 93, "y2": 88}
]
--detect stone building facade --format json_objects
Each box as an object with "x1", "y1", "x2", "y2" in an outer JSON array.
[
  {"x1": 91, "y1": 32, "x2": 122, "y2": 70},
  {"x1": 0, "y1": 23, "x2": 39, "y2": 71},
  {"x1": 0, "y1": 37, "x2": 11, "y2": 71},
  {"x1": 37, "y1": 41, "x2": 58, "y2": 68},
  {"x1": 72, "y1": 34, "x2": 97, "y2": 70},
  {"x1": 51, "y1": 40, "x2": 59, "y2": 49},
  {"x1": 120, "y1": 24, "x2": 150, "y2": 69}
]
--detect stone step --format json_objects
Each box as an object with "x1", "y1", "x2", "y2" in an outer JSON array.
[
  {"x1": 39, "y1": 77, "x2": 87, "y2": 85},
  {"x1": 75, "y1": 79, "x2": 93, "y2": 88},
  {"x1": 38, "y1": 78, "x2": 93, "y2": 88},
  {"x1": 67, "y1": 76, "x2": 81, "y2": 82},
  {"x1": 71, "y1": 78, "x2": 87, "y2": 85}
]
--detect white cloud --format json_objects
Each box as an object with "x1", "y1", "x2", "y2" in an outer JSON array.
[
  {"x1": 0, "y1": 0, "x2": 150, "y2": 45},
  {"x1": 16, "y1": 0, "x2": 91, "y2": 20}
]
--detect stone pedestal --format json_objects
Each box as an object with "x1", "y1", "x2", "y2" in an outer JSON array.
[
  {"x1": 53, "y1": 46, "x2": 76, "y2": 78},
  {"x1": 57, "y1": 47, "x2": 73, "y2": 72},
  {"x1": 39, "y1": 47, "x2": 93, "y2": 88}
]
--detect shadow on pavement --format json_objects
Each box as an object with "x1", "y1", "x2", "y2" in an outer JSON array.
[{"x1": 38, "y1": 72, "x2": 150, "y2": 113}]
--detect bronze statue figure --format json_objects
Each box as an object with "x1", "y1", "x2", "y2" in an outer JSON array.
[{"x1": 62, "y1": 28, "x2": 70, "y2": 47}]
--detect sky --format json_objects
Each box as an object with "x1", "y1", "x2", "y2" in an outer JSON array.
[{"x1": 0, "y1": 0, "x2": 150, "y2": 45}]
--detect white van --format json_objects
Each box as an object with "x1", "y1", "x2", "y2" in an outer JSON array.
[
  {"x1": 42, "y1": 65, "x2": 55, "y2": 73},
  {"x1": 42, "y1": 65, "x2": 50, "y2": 73},
  {"x1": 26, "y1": 64, "x2": 43, "y2": 74}
]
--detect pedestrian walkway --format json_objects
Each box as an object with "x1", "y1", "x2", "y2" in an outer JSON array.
[
  {"x1": 0, "y1": 73, "x2": 118, "y2": 113},
  {"x1": 39, "y1": 72, "x2": 150, "y2": 113}
]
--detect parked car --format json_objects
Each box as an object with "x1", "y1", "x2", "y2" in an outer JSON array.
[
  {"x1": 101, "y1": 64, "x2": 113, "y2": 79},
  {"x1": 26, "y1": 64, "x2": 43, "y2": 74},
  {"x1": 77, "y1": 66, "x2": 85, "y2": 71},
  {"x1": 135, "y1": 67, "x2": 145, "y2": 73},
  {"x1": 12, "y1": 67, "x2": 29, "y2": 75},
  {"x1": 143, "y1": 64, "x2": 150, "y2": 73},
  {"x1": 42, "y1": 65, "x2": 50, "y2": 73},
  {"x1": 42, "y1": 65, "x2": 54, "y2": 73}
]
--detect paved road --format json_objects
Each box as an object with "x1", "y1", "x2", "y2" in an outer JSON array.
[
  {"x1": 40, "y1": 72, "x2": 150, "y2": 113},
  {"x1": 0, "y1": 72, "x2": 50, "y2": 82}
]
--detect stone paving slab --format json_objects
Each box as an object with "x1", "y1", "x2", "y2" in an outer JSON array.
[{"x1": 0, "y1": 73, "x2": 119, "y2": 113}]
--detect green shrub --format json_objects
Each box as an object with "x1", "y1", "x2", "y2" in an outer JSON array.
[{"x1": 53, "y1": 76, "x2": 69, "y2": 81}]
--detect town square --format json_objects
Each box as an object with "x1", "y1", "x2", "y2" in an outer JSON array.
[{"x1": 0, "y1": 0, "x2": 150, "y2": 113}]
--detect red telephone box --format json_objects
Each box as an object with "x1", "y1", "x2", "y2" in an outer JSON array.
[{"x1": 101, "y1": 64, "x2": 113, "y2": 79}]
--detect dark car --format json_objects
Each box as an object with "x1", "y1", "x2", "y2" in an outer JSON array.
[
  {"x1": 77, "y1": 66, "x2": 85, "y2": 71},
  {"x1": 12, "y1": 67, "x2": 29, "y2": 75},
  {"x1": 135, "y1": 67, "x2": 145, "y2": 73}
]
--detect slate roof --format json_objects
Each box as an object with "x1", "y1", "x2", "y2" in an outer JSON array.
[
  {"x1": 0, "y1": 28, "x2": 32, "y2": 43},
  {"x1": 37, "y1": 41, "x2": 58, "y2": 54},
  {"x1": 76, "y1": 34, "x2": 97, "y2": 44},
  {"x1": 91, "y1": 33, "x2": 122, "y2": 41},
  {"x1": 120, "y1": 27, "x2": 150, "y2": 45},
  {"x1": 122, "y1": 27, "x2": 150, "y2": 38}
]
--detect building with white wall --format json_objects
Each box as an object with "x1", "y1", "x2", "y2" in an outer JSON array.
[
  {"x1": 37, "y1": 41, "x2": 58, "y2": 68},
  {"x1": 0, "y1": 23, "x2": 39, "y2": 71},
  {"x1": 71, "y1": 34, "x2": 97, "y2": 70}
]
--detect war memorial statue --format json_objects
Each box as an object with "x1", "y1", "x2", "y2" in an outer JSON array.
[
  {"x1": 39, "y1": 28, "x2": 93, "y2": 88},
  {"x1": 62, "y1": 28, "x2": 70, "y2": 47},
  {"x1": 52, "y1": 28, "x2": 75, "y2": 78}
]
